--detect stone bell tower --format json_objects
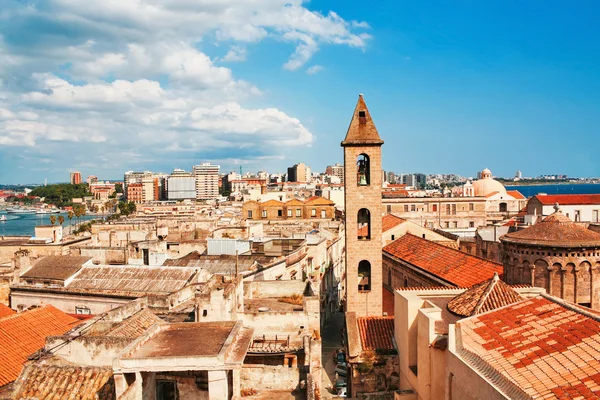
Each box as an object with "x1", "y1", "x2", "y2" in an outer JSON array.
[{"x1": 342, "y1": 94, "x2": 384, "y2": 317}]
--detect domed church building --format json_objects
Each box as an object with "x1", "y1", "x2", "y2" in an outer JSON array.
[
  {"x1": 500, "y1": 206, "x2": 600, "y2": 310},
  {"x1": 472, "y1": 168, "x2": 527, "y2": 222}
]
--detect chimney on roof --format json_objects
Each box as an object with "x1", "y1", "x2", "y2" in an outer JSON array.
[{"x1": 12, "y1": 249, "x2": 31, "y2": 283}]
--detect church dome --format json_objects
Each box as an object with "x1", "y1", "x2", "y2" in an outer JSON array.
[
  {"x1": 473, "y1": 168, "x2": 506, "y2": 197},
  {"x1": 500, "y1": 209, "x2": 600, "y2": 248}
]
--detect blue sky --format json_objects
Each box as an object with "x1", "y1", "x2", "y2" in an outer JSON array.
[{"x1": 1, "y1": 0, "x2": 599, "y2": 184}]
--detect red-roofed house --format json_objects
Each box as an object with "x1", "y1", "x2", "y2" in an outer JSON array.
[
  {"x1": 345, "y1": 312, "x2": 399, "y2": 396},
  {"x1": 526, "y1": 193, "x2": 600, "y2": 224},
  {"x1": 383, "y1": 233, "x2": 503, "y2": 289},
  {"x1": 448, "y1": 294, "x2": 600, "y2": 399},
  {"x1": 0, "y1": 305, "x2": 80, "y2": 388}
]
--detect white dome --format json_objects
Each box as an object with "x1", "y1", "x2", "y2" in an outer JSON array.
[{"x1": 474, "y1": 175, "x2": 506, "y2": 197}]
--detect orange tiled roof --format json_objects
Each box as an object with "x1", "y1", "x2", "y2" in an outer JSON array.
[
  {"x1": 382, "y1": 214, "x2": 406, "y2": 232},
  {"x1": 458, "y1": 295, "x2": 600, "y2": 399},
  {"x1": 506, "y1": 190, "x2": 526, "y2": 200},
  {"x1": 304, "y1": 196, "x2": 334, "y2": 205},
  {"x1": 358, "y1": 214, "x2": 406, "y2": 237},
  {"x1": 0, "y1": 304, "x2": 15, "y2": 319},
  {"x1": 447, "y1": 273, "x2": 522, "y2": 317},
  {"x1": 0, "y1": 306, "x2": 81, "y2": 386},
  {"x1": 357, "y1": 316, "x2": 395, "y2": 351},
  {"x1": 485, "y1": 191, "x2": 500, "y2": 198},
  {"x1": 383, "y1": 234, "x2": 503, "y2": 287},
  {"x1": 534, "y1": 193, "x2": 600, "y2": 205}
]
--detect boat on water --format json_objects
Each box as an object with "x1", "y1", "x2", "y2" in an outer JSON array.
[
  {"x1": 6, "y1": 207, "x2": 35, "y2": 214},
  {"x1": 35, "y1": 208, "x2": 61, "y2": 214},
  {"x1": 35, "y1": 209, "x2": 53, "y2": 215},
  {"x1": 0, "y1": 215, "x2": 6, "y2": 221}
]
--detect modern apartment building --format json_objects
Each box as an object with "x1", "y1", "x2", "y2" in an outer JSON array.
[
  {"x1": 167, "y1": 169, "x2": 196, "y2": 200},
  {"x1": 325, "y1": 163, "x2": 344, "y2": 184},
  {"x1": 70, "y1": 172, "x2": 82, "y2": 185},
  {"x1": 193, "y1": 163, "x2": 220, "y2": 200},
  {"x1": 287, "y1": 162, "x2": 311, "y2": 183}
]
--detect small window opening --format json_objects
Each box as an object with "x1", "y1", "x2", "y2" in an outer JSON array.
[
  {"x1": 357, "y1": 208, "x2": 371, "y2": 240},
  {"x1": 358, "y1": 260, "x2": 371, "y2": 291},
  {"x1": 357, "y1": 154, "x2": 370, "y2": 186},
  {"x1": 358, "y1": 110, "x2": 366, "y2": 124}
]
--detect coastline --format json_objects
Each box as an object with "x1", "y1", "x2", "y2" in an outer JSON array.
[{"x1": 501, "y1": 181, "x2": 600, "y2": 187}]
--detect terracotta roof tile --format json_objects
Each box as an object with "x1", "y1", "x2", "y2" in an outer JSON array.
[
  {"x1": 458, "y1": 295, "x2": 600, "y2": 399},
  {"x1": 0, "y1": 304, "x2": 15, "y2": 319},
  {"x1": 447, "y1": 273, "x2": 523, "y2": 317},
  {"x1": 501, "y1": 210, "x2": 600, "y2": 247},
  {"x1": 304, "y1": 196, "x2": 335, "y2": 205},
  {"x1": 0, "y1": 306, "x2": 81, "y2": 386},
  {"x1": 534, "y1": 194, "x2": 600, "y2": 206},
  {"x1": 341, "y1": 94, "x2": 384, "y2": 146},
  {"x1": 357, "y1": 316, "x2": 395, "y2": 351},
  {"x1": 12, "y1": 362, "x2": 115, "y2": 399},
  {"x1": 506, "y1": 190, "x2": 526, "y2": 200},
  {"x1": 358, "y1": 214, "x2": 406, "y2": 237},
  {"x1": 383, "y1": 234, "x2": 503, "y2": 287},
  {"x1": 21, "y1": 256, "x2": 91, "y2": 281}
]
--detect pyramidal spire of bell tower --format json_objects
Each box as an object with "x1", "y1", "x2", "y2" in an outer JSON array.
[
  {"x1": 341, "y1": 94, "x2": 384, "y2": 147},
  {"x1": 342, "y1": 93, "x2": 384, "y2": 317}
]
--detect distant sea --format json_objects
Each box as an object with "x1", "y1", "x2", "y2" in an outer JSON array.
[
  {"x1": 505, "y1": 183, "x2": 600, "y2": 198},
  {"x1": 0, "y1": 212, "x2": 97, "y2": 236}
]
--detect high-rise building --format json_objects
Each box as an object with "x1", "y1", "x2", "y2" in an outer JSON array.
[
  {"x1": 70, "y1": 172, "x2": 82, "y2": 185},
  {"x1": 193, "y1": 163, "x2": 220, "y2": 200},
  {"x1": 342, "y1": 94, "x2": 383, "y2": 317},
  {"x1": 86, "y1": 175, "x2": 98, "y2": 185},
  {"x1": 141, "y1": 176, "x2": 155, "y2": 203},
  {"x1": 325, "y1": 163, "x2": 344, "y2": 184},
  {"x1": 287, "y1": 162, "x2": 311, "y2": 183},
  {"x1": 167, "y1": 169, "x2": 196, "y2": 200},
  {"x1": 124, "y1": 171, "x2": 152, "y2": 193},
  {"x1": 515, "y1": 170, "x2": 522, "y2": 179}
]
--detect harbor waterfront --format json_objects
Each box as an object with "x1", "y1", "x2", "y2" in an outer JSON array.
[
  {"x1": 505, "y1": 183, "x2": 600, "y2": 198},
  {"x1": 0, "y1": 211, "x2": 98, "y2": 236}
]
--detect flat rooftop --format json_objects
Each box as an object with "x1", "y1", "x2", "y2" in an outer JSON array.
[
  {"x1": 245, "y1": 298, "x2": 303, "y2": 313},
  {"x1": 125, "y1": 321, "x2": 236, "y2": 359}
]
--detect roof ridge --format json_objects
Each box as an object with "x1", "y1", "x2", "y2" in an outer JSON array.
[
  {"x1": 397, "y1": 233, "x2": 503, "y2": 266},
  {"x1": 540, "y1": 293, "x2": 600, "y2": 321},
  {"x1": 472, "y1": 276, "x2": 498, "y2": 315}
]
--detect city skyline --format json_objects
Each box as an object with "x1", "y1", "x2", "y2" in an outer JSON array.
[{"x1": 1, "y1": 1, "x2": 599, "y2": 184}]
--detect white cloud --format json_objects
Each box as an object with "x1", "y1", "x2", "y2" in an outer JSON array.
[
  {"x1": 221, "y1": 46, "x2": 247, "y2": 62},
  {"x1": 0, "y1": 0, "x2": 370, "y2": 178},
  {"x1": 306, "y1": 65, "x2": 323, "y2": 74}
]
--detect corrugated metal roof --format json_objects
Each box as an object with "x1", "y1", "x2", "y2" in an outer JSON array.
[
  {"x1": 66, "y1": 266, "x2": 198, "y2": 294},
  {"x1": 11, "y1": 362, "x2": 115, "y2": 399},
  {"x1": 21, "y1": 256, "x2": 91, "y2": 281}
]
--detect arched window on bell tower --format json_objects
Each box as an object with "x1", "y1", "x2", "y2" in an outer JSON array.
[
  {"x1": 358, "y1": 260, "x2": 371, "y2": 291},
  {"x1": 357, "y1": 154, "x2": 370, "y2": 186},
  {"x1": 357, "y1": 208, "x2": 371, "y2": 240}
]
